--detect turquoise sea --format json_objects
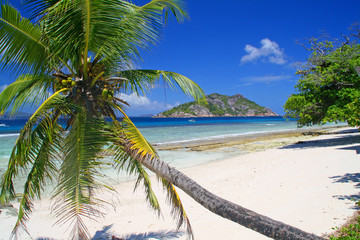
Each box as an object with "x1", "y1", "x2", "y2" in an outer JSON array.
[
  {"x1": 0, "y1": 116, "x2": 296, "y2": 170},
  {"x1": 0, "y1": 116, "x2": 336, "y2": 190}
]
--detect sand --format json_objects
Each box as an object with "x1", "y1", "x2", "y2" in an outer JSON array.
[{"x1": 1, "y1": 127, "x2": 359, "y2": 240}]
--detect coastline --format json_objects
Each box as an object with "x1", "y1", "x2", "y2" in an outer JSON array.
[
  {"x1": 1, "y1": 126, "x2": 359, "y2": 239},
  {"x1": 154, "y1": 125, "x2": 346, "y2": 152}
]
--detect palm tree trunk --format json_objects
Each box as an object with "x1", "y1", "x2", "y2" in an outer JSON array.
[{"x1": 141, "y1": 156, "x2": 325, "y2": 240}]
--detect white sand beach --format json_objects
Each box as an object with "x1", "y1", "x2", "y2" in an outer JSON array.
[{"x1": 1, "y1": 127, "x2": 359, "y2": 240}]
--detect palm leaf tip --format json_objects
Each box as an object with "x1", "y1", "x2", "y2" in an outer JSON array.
[
  {"x1": 161, "y1": 178, "x2": 193, "y2": 240},
  {"x1": 0, "y1": 4, "x2": 47, "y2": 74},
  {"x1": 157, "y1": 0, "x2": 190, "y2": 23}
]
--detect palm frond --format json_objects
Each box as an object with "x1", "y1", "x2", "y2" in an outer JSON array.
[
  {"x1": 42, "y1": 0, "x2": 129, "y2": 73},
  {"x1": 93, "y1": 0, "x2": 188, "y2": 68},
  {"x1": 22, "y1": 0, "x2": 61, "y2": 20},
  {"x1": 112, "y1": 70, "x2": 206, "y2": 103},
  {"x1": 28, "y1": 88, "x2": 69, "y2": 122},
  {"x1": 117, "y1": 0, "x2": 188, "y2": 50},
  {"x1": 41, "y1": 1, "x2": 84, "y2": 71},
  {"x1": 111, "y1": 103, "x2": 158, "y2": 161},
  {"x1": 106, "y1": 106, "x2": 161, "y2": 215},
  {"x1": 109, "y1": 108, "x2": 192, "y2": 239},
  {"x1": 0, "y1": 92, "x2": 69, "y2": 205},
  {"x1": 81, "y1": 0, "x2": 91, "y2": 78},
  {"x1": 111, "y1": 141, "x2": 161, "y2": 216},
  {"x1": 157, "y1": 70, "x2": 206, "y2": 103},
  {"x1": 0, "y1": 4, "x2": 47, "y2": 74},
  {"x1": 0, "y1": 74, "x2": 54, "y2": 115},
  {"x1": 142, "y1": 0, "x2": 189, "y2": 23},
  {"x1": 53, "y1": 112, "x2": 112, "y2": 240},
  {"x1": 11, "y1": 117, "x2": 63, "y2": 238},
  {"x1": 160, "y1": 178, "x2": 193, "y2": 240}
]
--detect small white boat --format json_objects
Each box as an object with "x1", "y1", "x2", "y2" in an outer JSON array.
[{"x1": 188, "y1": 119, "x2": 196, "y2": 123}]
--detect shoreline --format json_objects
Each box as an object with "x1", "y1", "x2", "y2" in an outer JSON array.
[
  {"x1": 1, "y1": 126, "x2": 359, "y2": 239},
  {"x1": 154, "y1": 125, "x2": 346, "y2": 152}
]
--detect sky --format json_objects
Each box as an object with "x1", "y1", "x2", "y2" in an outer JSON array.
[{"x1": 3, "y1": 0, "x2": 360, "y2": 116}]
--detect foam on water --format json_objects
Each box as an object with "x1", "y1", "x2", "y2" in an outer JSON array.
[{"x1": 0, "y1": 133, "x2": 20, "y2": 138}]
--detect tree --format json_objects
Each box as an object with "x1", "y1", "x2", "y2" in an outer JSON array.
[
  {"x1": 0, "y1": 1, "x2": 324, "y2": 240},
  {"x1": 0, "y1": 1, "x2": 203, "y2": 239},
  {"x1": 284, "y1": 34, "x2": 360, "y2": 127}
]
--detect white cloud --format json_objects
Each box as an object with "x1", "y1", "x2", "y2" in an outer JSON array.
[
  {"x1": 240, "y1": 38, "x2": 287, "y2": 65},
  {"x1": 118, "y1": 93, "x2": 151, "y2": 106},
  {"x1": 239, "y1": 75, "x2": 292, "y2": 86},
  {"x1": 117, "y1": 93, "x2": 179, "y2": 115}
]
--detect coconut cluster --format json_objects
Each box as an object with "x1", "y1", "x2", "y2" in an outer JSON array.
[{"x1": 102, "y1": 88, "x2": 114, "y2": 100}]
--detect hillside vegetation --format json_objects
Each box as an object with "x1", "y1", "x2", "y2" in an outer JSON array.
[{"x1": 154, "y1": 93, "x2": 278, "y2": 118}]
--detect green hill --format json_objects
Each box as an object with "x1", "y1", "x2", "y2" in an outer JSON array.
[{"x1": 154, "y1": 93, "x2": 278, "y2": 118}]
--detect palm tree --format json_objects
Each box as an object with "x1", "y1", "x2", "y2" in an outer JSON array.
[{"x1": 0, "y1": 1, "x2": 324, "y2": 240}]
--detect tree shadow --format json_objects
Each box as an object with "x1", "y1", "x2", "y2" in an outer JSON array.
[
  {"x1": 330, "y1": 173, "x2": 360, "y2": 210},
  {"x1": 330, "y1": 173, "x2": 360, "y2": 188},
  {"x1": 120, "y1": 231, "x2": 184, "y2": 240},
  {"x1": 91, "y1": 225, "x2": 184, "y2": 240},
  {"x1": 281, "y1": 134, "x2": 360, "y2": 150},
  {"x1": 338, "y1": 145, "x2": 360, "y2": 154},
  {"x1": 329, "y1": 128, "x2": 360, "y2": 134},
  {"x1": 91, "y1": 224, "x2": 114, "y2": 240},
  {"x1": 332, "y1": 194, "x2": 360, "y2": 210}
]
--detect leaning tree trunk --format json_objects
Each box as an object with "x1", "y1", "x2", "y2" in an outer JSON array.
[{"x1": 141, "y1": 156, "x2": 325, "y2": 240}]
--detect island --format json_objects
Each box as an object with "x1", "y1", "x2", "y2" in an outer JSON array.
[{"x1": 154, "y1": 93, "x2": 278, "y2": 118}]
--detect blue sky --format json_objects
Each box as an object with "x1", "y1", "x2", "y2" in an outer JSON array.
[{"x1": 4, "y1": 0, "x2": 360, "y2": 116}]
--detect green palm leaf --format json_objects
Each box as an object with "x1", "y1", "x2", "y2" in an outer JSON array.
[
  {"x1": 115, "y1": 69, "x2": 206, "y2": 103},
  {"x1": 0, "y1": 1, "x2": 201, "y2": 239},
  {"x1": 109, "y1": 106, "x2": 192, "y2": 238},
  {"x1": 0, "y1": 93, "x2": 69, "y2": 205},
  {"x1": 53, "y1": 111, "x2": 113, "y2": 240},
  {"x1": 11, "y1": 118, "x2": 63, "y2": 238},
  {"x1": 42, "y1": 0, "x2": 134, "y2": 74},
  {"x1": 112, "y1": 104, "x2": 158, "y2": 160},
  {"x1": 160, "y1": 178, "x2": 193, "y2": 239},
  {"x1": 0, "y1": 4, "x2": 47, "y2": 74},
  {"x1": 111, "y1": 143, "x2": 161, "y2": 216},
  {"x1": 0, "y1": 74, "x2": 57, "y2": 115}
]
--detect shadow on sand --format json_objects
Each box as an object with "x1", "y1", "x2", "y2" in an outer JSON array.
[
  {"x1": 35, "y1": 225, "x2": 184, "y2": 240},
  {"x1": 330, "y1": 173, "x2": 360, "y2": 210},
  {"x1": 281, "y1": 128, "x2": 360, "y2": 210},
  {"x1": 280, "y1": 129, "x2": 360, "y2": 153},
  {"x1": 90, "y1": 225, "x2": 184, "y2": 240}
]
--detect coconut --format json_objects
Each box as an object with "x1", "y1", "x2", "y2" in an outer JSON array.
[{"x1": 102, "y1": 89, "x2": 108, "y2": 98}]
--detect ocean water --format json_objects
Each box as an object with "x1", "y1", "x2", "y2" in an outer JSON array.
[
  {"x1": 0, "y1": 116, "x2": 332, "y2": 190},
  {"x1": 134, "y1": 116, "x2": 298, "y2": 144}
]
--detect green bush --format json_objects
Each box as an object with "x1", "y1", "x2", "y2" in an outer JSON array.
[
  {"x1": 330, "y1": 201, "x2": 360, "y2": 240},
  {"x1": 330, "y1": 220, "x2": 360, "y2": 240}
]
